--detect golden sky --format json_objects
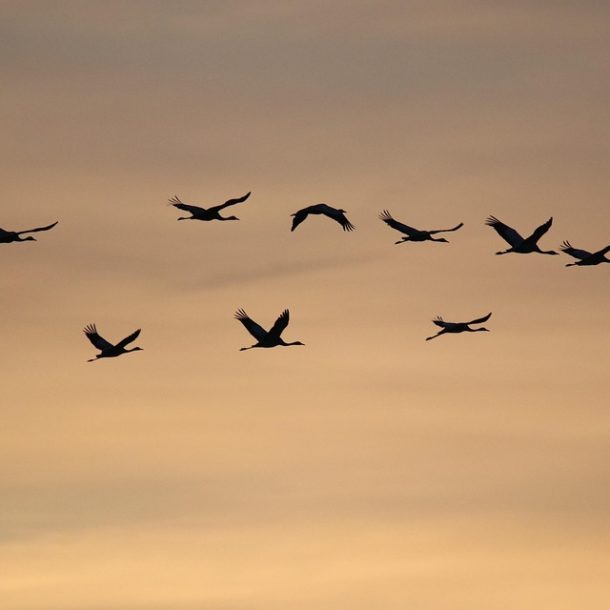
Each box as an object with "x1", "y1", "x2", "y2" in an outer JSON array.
[{"x1": 2, "y1": 2, "x2": 609, "y2": 608}]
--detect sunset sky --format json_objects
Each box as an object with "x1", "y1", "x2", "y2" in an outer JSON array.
[{"x1": 2, "y1": 2, "x2": 609, "y2": 608}]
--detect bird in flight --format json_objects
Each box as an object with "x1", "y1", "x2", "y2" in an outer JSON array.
[
  {"x1": 485, "y1": 215, "x2": 557, "y2": 255},
  {"x1": 560, "y1": 241, "x2": 610, "y2": 267},
  {"x1": 235, "y1": 308, "x2": 305, "y2": 351},
  {"x1": 83, "y1": 324, "x2": 143, "y2": 362},
  {"x1": 168, "y1": 192, "x2": 251, "y2": 221},
  {"x1": 0, "y1": 221, "x2": 58, "y2": 244},
  {"x1": 290, "y1": 204, "x2": 355, "y2": 232},
  {"x1": 426, "y1": 312, "x2": 492, "y2": 341},
  {"x1": 379, "y1": 210, "x2": 463, "y2": 244}
]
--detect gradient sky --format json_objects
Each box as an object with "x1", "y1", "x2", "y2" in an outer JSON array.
[{"x1": 2, "y1": 2, "x2": 609, "y2": 609}]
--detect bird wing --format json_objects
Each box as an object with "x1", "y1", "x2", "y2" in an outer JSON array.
[
  {"x1": 526, "y1": 217, "x2": 553, "y2": 244},
  {"x1": 211, "y1": 191, "x2": 251, "y2": 212},
  {"x1": 428, "y1": 222, "x2": 464, "y2": 235},
  {"x1": 432, "y1": 316, "x2": 452, "y2": 329},
  {"x1": 560, "y1": 241, "x2": 591, "y2": 260},
  {"x1": 116, "y1": 328, "x2": 142, "y2": 349},
  {"x1": 17, "y1": 221, "x2": 59, "y2": 235},
  {"x1": 168, "y1": 196, "x2": 205, "y2": 215},
  {"x1": 379, "y1": 210, "x2": 418, "y2": 236},
  {"x1": 234, "y1": 309, "x2": 268, "y2": 341},
  {"x1": 83, "y1": 324, "x2": 113, "y2": 351},
  {"x1": 485, "y1": 216, "x2": 523, "y2": 246},
  {"x1": 290, "y1": 208, "x2": 310, "y2": 231},
  {"x1": 267, "y1": 309, "x2": 290, "y2": 340},
  {"x1": 466, "y1": 312, "x2": 492, "y2": 325},
  {"x1": 318, "y1": 204, "x2": 355, "y2": 232}
]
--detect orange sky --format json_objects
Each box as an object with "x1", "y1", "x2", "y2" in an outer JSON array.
[{"x1": 2, "y1": 2, "x2": 609, "y2": 609}]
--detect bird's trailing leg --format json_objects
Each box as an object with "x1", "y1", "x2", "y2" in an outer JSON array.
[{"x1": 395, "y1": 237, "x2": 411, "y2": 245}]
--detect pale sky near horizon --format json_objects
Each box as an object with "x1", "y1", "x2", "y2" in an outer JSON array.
[{"x1": 2, "y1": 2, "x2": 609, "y2": 609}]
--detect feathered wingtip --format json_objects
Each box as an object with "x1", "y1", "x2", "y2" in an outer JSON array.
[
  {"x1": 234, "y1": 308, "x2": 248, "y2": 320},
  {"x1": 485, "y1": 215, "x2": 500, "y2": 226},
  {"x1": 83, "y1": 323, "x2": 97, "y2": 335},
  {"x1": 168, "y1": 195, "x2": 183, "y2": 206}
]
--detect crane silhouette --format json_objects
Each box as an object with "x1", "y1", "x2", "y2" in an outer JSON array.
[
  {"x1": 0, "y1": 221, "x2": 58, "y2": 244},
  {"x1": 291, "y1": 204, "x2": 355, "y2": 232},
  {"x1": 169, "y1": 192, "x2": 251, "y2": 221},
  {"x1": 83, "y1": 324, "x2": 143, "y2": 362},
  {"x1": 426, "y1": 312, "x2": 492, "y2": 341},
  {"x1": 379, "y1": 210, "x2": 463, "y2": 244},
  {"x1": 235, "y1": 308, "x2": 305, "y2": 351},
  {"x1": 560, "y1": 241, "x2": 610, "y2": 267},
  {"x1": 486, "y1": 215, "x2": 557, "y2": 255}
]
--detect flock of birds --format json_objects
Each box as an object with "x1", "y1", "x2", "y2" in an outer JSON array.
[{"x1": 3, "y1": 193, "x2": 608, "y2": 361}]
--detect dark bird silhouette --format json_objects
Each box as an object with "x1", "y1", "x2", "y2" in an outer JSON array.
[
  {"x1": 426, "y1": 312, "x2": 492, "y2": 341},
  {"x1": 235, "y1": 308, "x2": 305, "y2": 351},
  {"x1": 560, "y1": 241, "x2": 610, "y2": 267},
  {"x1": 291, "y1": 204, "x2": 355, "y2": 232},
  {"x1": 83, "y1": 324, "x2": 143, "y2": 362},
  {"x1": 168, "y1": 192, "x2": 251, "y2": 221},
  {"x1": 379, "y1": 210, "x2": 463, "y2": 244},
  {"x1": 485, "y1": 215, "x2": 557, "y2": 255},
  {"x1": 0, "y1": 221, "x2": 58, "y2": 244}
]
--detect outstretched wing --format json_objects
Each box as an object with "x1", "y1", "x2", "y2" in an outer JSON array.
[
  {"x1": 17, "y1": 221, "x2": 59, "y2": 235},
  {"x1": 212, "y1": 192, "x2": 251, "y2": 212},
  {"x1": 234, "y1": 309, "x2": 268, "y2": 341},
  {"x1": 116, "y1": 328, "x2": 141, "y2": 349},
  {"x1": 83, "y1": 324, "x2": 113, "y2": 351},
  {"x1": 379, "y1": 210, "x2": 418, "y2": 236},
  {"x1": 466, "y1": 312, "x2": 492, "y2": 325},
  {"x1": 168, "y1": 196, "x2": 204, "y2": 215},
  {"x1": 526, "y1": 217, "x2": 553, "y2": 244},
  {"x1": 428, "y1": 222, "x2": 464, "y2": 235},
  {"x1": 485, "y1": 216, "x2": 523, "y2": 246},
  {"x1": 268, "y1": 309, "x2": 290, "y2": 340},
  {"x1": 432, "y1": 316, "x2": 452, "y2": 329},
  {"x1": 290, "y1": 208, "x2": 310, "y2": 231},
  {"x1": 560, "y1": 241, "x2": 591, "y2": 260},
  {"x1": 319, "y1": 205, "x2": 355, "y2": 232}
]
